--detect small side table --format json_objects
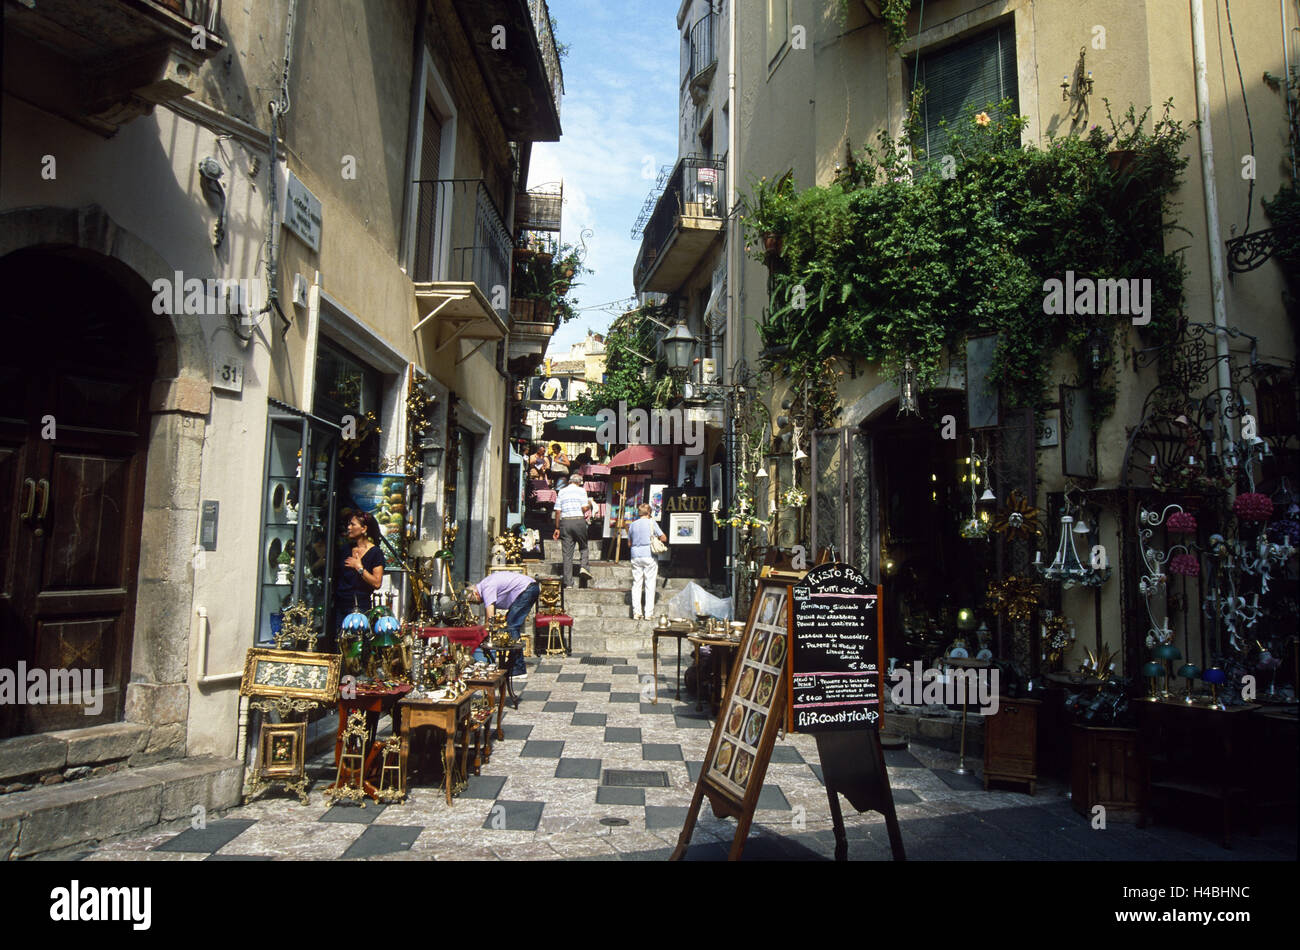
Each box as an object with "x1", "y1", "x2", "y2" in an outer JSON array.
[
  {"x1": 466, "y1": 668, "x2": 508, "y2": 744},
  {"x1": 398, "y1": 691, "x2": 474, "y2": 807},
  {"x1": 688, "y1": 636, "x2": 739, "y2": 716},
  {"x1": 483, "y1": 642, "x2": 526, "y2": 708},
  {"x1": 652, "y1": 625, "x2": 691, "y2": 703}
]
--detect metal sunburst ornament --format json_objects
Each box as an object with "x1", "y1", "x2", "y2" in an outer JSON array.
[
  {"x1": 991, "y1": 489, "x2": 1043, "y2": 542},
  {"x1": 986, "y1": 574, "x2": 1042, "y2": 624}
]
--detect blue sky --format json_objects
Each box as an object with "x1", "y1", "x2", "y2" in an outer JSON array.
[{"x1": 528, "y1": 0, "x2": 681, "y2": 356}]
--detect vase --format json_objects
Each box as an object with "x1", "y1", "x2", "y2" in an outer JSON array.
[{"x1": 275, "y1": 565, "x2": 291, "y2": 585}]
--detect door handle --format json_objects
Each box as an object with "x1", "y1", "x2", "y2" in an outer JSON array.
[
  {"x1": 33, "y1": 478, "x2": 50, "y2": 537},
  {"x1": 20, "y1": 478, "x2": 35, "y2": 521}
]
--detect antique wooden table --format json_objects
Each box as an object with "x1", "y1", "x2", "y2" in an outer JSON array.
[
  {"x1": 328, "y1": 683, "x2": 412, "y2": 801},
  {"x1": 687, "y1": 635, "x2": 740, "y2": 715},
  {"x1": 652, "y1": 624, "x2": 693, "y2": 703},
  {"x1": 465, "y1": 668, "x2": 508, "y2": 743},
  {"x1": 398, "y1": 691, "x2": 474, "y2": 806}
]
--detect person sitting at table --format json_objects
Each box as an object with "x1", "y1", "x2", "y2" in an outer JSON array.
[{"x1": 466, "y1": 571, "x2": 539, "y2": 680}]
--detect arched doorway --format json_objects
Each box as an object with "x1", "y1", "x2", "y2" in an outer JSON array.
[{"x1": 0, "y1": 248, "x2": 157, "y2": 737}]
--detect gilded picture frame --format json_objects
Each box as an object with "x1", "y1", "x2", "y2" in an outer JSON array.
[{"x1": 240, "y1": 647, "x2": 341, "y2": 701}]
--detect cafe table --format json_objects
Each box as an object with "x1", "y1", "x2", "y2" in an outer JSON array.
[
  {"x1": 398, "y1": 690, "x2": 475, "y2": 807},
  {"x1": 652, "y1": 623, "x2": 694, "y2": 703}
]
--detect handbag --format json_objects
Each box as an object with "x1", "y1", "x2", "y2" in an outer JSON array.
[{"x1": 650, "y1": 533, "x2": 668, "y2": 555}]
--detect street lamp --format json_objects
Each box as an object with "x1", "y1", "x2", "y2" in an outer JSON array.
[{"x1": 662, "y1": 321, "x2": 697, "y2": 374}]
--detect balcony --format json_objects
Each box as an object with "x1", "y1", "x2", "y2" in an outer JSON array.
[
  {"x1": 3, "y1": 0, "x2": 225, "y2": 136},
  {"x1": 449, "y1": 0, "x2": 563, "y2": 142},
  {"x1": 412, "y1": 180, "x2": 511, "y2": 359},
  {"x1": 687, "y1": 11, "x2": 717, "y2": 103},
  {"x1": 633, "y1": 156, "x2": 726, "y2": 294},
  {"x1": 515, "y1": 182, "x2": 563, "y2": 233}
]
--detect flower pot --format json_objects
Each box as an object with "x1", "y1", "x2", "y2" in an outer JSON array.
[
  {"x1": 762, "y1": 232, "x2": 782, "y2": 256},
  {"x1": 1106, "y1": 149, "x2": 1137, "y2": 176},
  {"x1": 275, "y1": 566, "x2": 291, "y2": 585}
]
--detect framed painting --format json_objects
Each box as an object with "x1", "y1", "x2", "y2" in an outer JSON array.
[
  {"x1": 669, "y1": 511, "x2": 702, "y2": 544},
  {"x1": 240, "y1": 648, "x2": 341, "y2": 701},
  {"x1": 258, "y1": 721, "x2": 307, "y2": 780}
]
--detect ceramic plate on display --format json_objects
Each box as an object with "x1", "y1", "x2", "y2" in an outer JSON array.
[
  {"x1": 267, "y1": 537, "x2": 282, "y2": 574},
  {"x1": 271, "y1": 482, "x2": 286, "y2": 513}
]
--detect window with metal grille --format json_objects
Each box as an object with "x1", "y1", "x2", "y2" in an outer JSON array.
[{"x1": 909, "y1": 20, "x2": 1019, "y2": 166}]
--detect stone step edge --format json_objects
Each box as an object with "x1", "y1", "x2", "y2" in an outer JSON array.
[{"x1": 0, "y1": 754, "x2": 243, "y2": 860}]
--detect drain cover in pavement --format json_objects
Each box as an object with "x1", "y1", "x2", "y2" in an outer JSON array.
[
  {"x1": 599, "y1": 817, "x2": 631, "y2": 827},
  {"x1": 602, "y1": 768, "x2": 669, "y2": 788}
]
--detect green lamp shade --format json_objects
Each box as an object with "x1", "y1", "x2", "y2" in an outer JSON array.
[
  {"x1": 1155, "y1": 644, "x2": 1181, "y2": 661},
  {"x1": 1142, "y1": 662, "x2": 1163, "y2": 677},
  {"x1": 1177, "y1": 664, "x2": 1201, "y2": 679},
  {"x1": 1201, "y1": 667, "x2": 1226, "y2": 685},
  {"x1": 956, "y1": 608, "x2": 977, "y2": 630}
]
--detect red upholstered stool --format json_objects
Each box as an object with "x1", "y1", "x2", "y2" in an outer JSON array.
[{"x1": 534, "y1": 614, "x2": 573, "y2": 656}]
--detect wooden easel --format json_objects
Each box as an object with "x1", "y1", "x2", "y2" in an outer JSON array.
[{"x1": 611, "y1": 476, "x2": 629, "y2": 563}]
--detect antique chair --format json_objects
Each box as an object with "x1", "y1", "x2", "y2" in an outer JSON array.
[{"x1": 533, "y1": 576, "x2": 572, "y2": 656}]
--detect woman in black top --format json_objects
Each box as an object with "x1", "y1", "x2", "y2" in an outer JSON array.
[{"x1": 335, "y1": 511, "x2": 385, "y2": 618}]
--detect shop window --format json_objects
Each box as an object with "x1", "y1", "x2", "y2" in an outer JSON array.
[
  {"x1": 314, "y1": 336, "x2": 382, "y2": 473},
  {"x1": 909, "y1": 20, "x2": 1019, "y2": 167}
]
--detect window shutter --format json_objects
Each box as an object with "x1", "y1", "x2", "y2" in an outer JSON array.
[
  {"x1": 911, "y1": 21, "x2": 1019, "y2": 165},
  {"x1": 414, "y1": 104, "x2": 443, "y2": 281}
]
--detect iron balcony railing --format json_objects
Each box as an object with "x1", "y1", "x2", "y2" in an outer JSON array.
[
  {"x1": 527, "y1": 0, "x2": 565, "y2": 122},
  {"x1": 689, "y1": 11, "x2": 716, "y2": 87},
  {"x1": 160, "y1": 0, "x2": 222, "y2": 32},
  {"x1": 412, "y1": 179, "x2": 512, "y2": 314},
  {"x1": 634, "y1": 156, "x2": 726, "y2": 289}
]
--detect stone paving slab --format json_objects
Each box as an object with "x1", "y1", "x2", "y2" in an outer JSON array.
[{"x1": 71, "y1": 650, "x2": 1298, "y2": 862}]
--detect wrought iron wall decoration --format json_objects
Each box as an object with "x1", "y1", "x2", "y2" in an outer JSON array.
[{"x1": 1136, "y1": 504, "x2": 1188, "y2": 649}]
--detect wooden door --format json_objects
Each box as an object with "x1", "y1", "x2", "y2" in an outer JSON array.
[{"x1": 0, "y1": 251, "x2": 154, "y2": 737}]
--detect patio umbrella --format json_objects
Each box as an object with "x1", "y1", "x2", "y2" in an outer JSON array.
[
  {"x1": 541, "y1": 414, "x2": 603, "y2": 441},
  {"x1": 608, "y1": 444, "x2": 665, "y2": 470}
]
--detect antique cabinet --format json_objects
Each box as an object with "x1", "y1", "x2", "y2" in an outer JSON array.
[
  {"x1": 983, "y1": 696, "x2": 1039, "y2": 794},
  {"x1": 1071, "y1": 725, "x2": 1140, "y2": 820},
  {"x1": 255, "y1": 406, "x2": 340, "y2": 645}
]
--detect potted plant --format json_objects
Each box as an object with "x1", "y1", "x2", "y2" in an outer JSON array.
[{"x1": 275, "y1": 550, "x2": 293, "y2": 585}]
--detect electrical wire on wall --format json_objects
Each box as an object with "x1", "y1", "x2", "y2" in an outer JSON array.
[{"x1": 1223, "y1": 0, "x2": 1256, "y2": 234}]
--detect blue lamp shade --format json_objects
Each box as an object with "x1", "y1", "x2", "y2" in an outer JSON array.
[
  {"x1": 373, "y1": 614, "x2": 401, "y2": 646},
  {"x1": 341, "y1": 610, "x2": 372, "y2": 635},
  {"x1": 1177, "y1": 664, "x2": 1201, "y2": 680},
  {"x1": 1142, "y1": 662, "x2": 1163, "y2": 677},
  {"x1": 1201, "y1": 667, "x2": 1227, "y2": 685},
  {"x1": 1155, "y1": 644, "x2": 1182, "y2": 661}
]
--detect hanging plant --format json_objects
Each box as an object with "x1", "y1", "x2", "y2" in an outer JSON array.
[
  {"x1": 1233, "y1": 492, "x2": 1274, "y2": 523},
  {"x1": 1166, "y1": 510, "x2": 1197, "y2": 534},
  {"x1": 1169, "y1": 553, "x2": 1200, "y2": 576},
  {"x1": 744, "y1": 98, "x2": 1192, "y2": 423},
  {"x1": 781, "y1": 486, "x2": 809, "y2": 508}
]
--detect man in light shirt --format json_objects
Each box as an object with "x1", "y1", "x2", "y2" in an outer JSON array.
[{"x1": 554, "y1": 472, "x2": 593, "y2": 587}]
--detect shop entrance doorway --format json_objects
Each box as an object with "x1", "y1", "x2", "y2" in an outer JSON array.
[
  {"x1": 863, "y1": 393, "x2": 996, "y2": 667},
  {"x1": 0, "y1": 249, "x2": 155, "y2": 738}
]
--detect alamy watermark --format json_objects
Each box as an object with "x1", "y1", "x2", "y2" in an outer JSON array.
[
  {"x1": 151, "y1": 270, "x2": 265, "y2": 316},
  {"x1": 0, "y1": 664, "x2": 104, "y2": 715},
  {"x1": 595, "y1": 401, "x2": 703, "y2": 456},
  {"x1": 1042, "y1": 270, "x2": 1151, "y2": 325},
  {"x1": 888, "y1": 662, "x2": 1000, "y2": 715}
]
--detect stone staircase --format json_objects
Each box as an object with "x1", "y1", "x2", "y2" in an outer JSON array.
[{"x1": 525, "y1": 540, "x2": 702, "y2": 655}]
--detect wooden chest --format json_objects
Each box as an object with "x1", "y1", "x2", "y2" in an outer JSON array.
[{"x1": 983, "y1": 697, "x2": 1039, "y2": 794}]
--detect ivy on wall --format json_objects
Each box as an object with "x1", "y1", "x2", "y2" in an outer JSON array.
[{"x1": 743, "y1": 98, "x2": 1193, "y2": 423}]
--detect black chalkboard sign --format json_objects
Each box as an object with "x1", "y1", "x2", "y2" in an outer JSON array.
[{"x1": 788, "y1": 563, "x2": 883, "y2": 733}]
